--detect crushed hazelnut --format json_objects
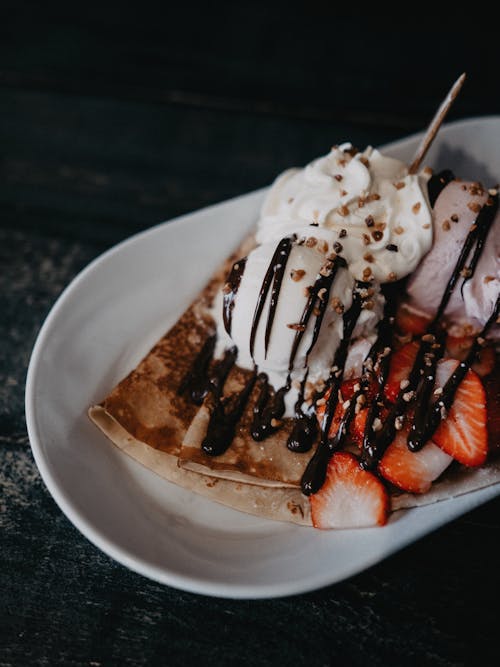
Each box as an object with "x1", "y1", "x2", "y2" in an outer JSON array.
[
  {"x1": 359, "y1": 156, "x2": 370, "y2": 167},
  {"x1": 372, "y1": 418, "x2": 383, "y2": 432},
  {"x1": 333, "y1": 241, "x2": 343, "y2": 253},
  {"x1": 317, "y1": 240, "x2": 329, "y2": 254},
  {"x1": 339, "y1": 228, "x2": 347, "y2": 238},
  {"x1": 402, "y1": 390, "x2": 415, "y2": 402},
  {"x1": 365, "y1": 215, "x2": 375, "y2": 227},
  {"x1": 362, "y1": 233, "x2": 371, "y2": 245},
  {"x1": 222, "y1": 282, "x2": 232, "y2": 294},
  {"x1": 367, "y1": 193, "x2": 381, "y2": 202},
  {"x1": 451, "y1": 213, "x2": 459, "y2": 222},
  {"x1": 460, "y1": 267, "x2": 472, "y2": 278},
  {"x1": 362, "y1": 267, "x2": 372, "y2": 280},
  {"x1": 287, "y1": 323, "x2": 306, "y2": 331},
  {"x1": 393, "y1": 181, "x2": 406, "y2": 190},
  {"x1": 270, "y1": 418, "x2": 282, "y2": 428},
  {"x1": 290, "y1": 269, "x2": 306, "y2": 282},
  {"x1": 338, "y1": 205, "x2": 350, "y2": 217},
  {"x1": 484, "y1": 275, "x2": 495, "y2": 284},
  {"x1": 400, "y1": 379, "x2": 410, "y2": 390},
  {"x1": 394, "y1": 415, "x2": 404, "y2": 431},
  {"x1": 330, "y1": 296, "x2": 344, "y2": 314},
  {"x1": 305, "y1": 236, "x2": 317, "y2": 247},
  {"x1": 433, "y1": 387, "x2": 443, "y2": 397},
  {"x1": 387, "y1": 272, "x2": 397, "y2": 282},
  {"x1": 363, "y1": 300, "x2": 374, "y2": 310},
  {"x1": 442, "y1": 220, "x2": 451, "y2": 231},
  {"x1": 412, "y1": 202, "x2": 421, "y2": 214},
  {"x1": 371, "y1": 230, "x2": 383, "y2": 242},
  {"x1": 422, "y1": 223, "x2": 431, "y2": 229},
  {"x1": 421, "y1": 333, "x2": 435, "y2": 343},
  {"x1": 394, "y1": 225, "x2": 405, "y2": 235},
  {"x1": 317, "y1": 287, "x2": 327, "y2": 301},
  {"x1": 363, "y1": 253, "x2": 374, "y2": 263},
  {"x1": 467, "y1": 201, "x2": 482, "y2": 213},
  {"x1": 334, "y1": 174, "x2": 343, "y2": 181}
]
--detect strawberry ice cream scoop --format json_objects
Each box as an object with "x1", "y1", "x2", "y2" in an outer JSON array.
[{"x1": 405, "y1": 180, "x2": 500, "y2": 339}]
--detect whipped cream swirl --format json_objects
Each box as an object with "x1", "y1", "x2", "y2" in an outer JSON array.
[{"x1": 257, "y1": 143, "x2": 433, "y2": 283}]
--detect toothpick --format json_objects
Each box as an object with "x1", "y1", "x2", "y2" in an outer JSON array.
[{"x1": 408, "y1": 72, "x2": 466, "y2": 174}]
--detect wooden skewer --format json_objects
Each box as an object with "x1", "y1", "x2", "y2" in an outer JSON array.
[{"x1": 408, "y1": 72, "x2": 466, "y2": 174}]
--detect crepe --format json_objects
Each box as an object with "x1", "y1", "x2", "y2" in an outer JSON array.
[{"x1": 88, "y1": 234, "x2": 500, "y2": 527}]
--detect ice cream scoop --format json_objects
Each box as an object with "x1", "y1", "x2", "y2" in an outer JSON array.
[{"x1": 405, "y1": 179, "x2": 500, "y2": 338}]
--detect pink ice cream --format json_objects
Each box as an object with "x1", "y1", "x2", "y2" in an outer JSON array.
[{"x1": 405, "y1": 180, "x2": 500, "y2": 339}]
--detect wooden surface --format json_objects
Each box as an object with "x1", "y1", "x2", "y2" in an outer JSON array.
[{"x1": 2, "y1": 4, "x2": 500, "y2": 665}]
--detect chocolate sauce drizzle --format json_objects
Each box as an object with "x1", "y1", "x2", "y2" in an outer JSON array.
[
  {"x1": 251, "y1": 373, "x2": 290, "y2": 441},
  {"x1": 223, "y1": 257, "x2": 247, "y2": 336},
  {"x1": 427, "y1": 169, "x2": 455, "y2": 207},
  {"x1": 178, "y1": 334, "x2": 217, "y2": 404},
  {"x1": 249, "y1": 236, "x2": 295, "y2": 360}
]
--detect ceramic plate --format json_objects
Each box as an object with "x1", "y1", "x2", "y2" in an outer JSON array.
[{"x1": 26, "y1": 116, "x2": 500, "y2": 599}]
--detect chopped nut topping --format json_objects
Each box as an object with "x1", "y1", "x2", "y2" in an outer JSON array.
[
  {"x1": 290, "y1": 269, "x2": 306, "y2": 282},
  {"x1": 353, "y1": 383, "x2": 361, "y2": 392},
  {"x1": 340, "y1": 189, "x2": 348, "y2": 197},
  {"x1": 394, "y1": 225, "x2": 405, "y2": 235},
  {"x1": 367, "y1": 193, "x2": 381, "y2": 202},
  {"x1": 334, "y1": 174, "x2": 343, "y2": 181},
  {"x1": 316, "y1": 397, "x2": 326, "y2": 407},
  {"x1": 222, "y1": 282, "x2": 232, "y2": 294},
  {"x1": 394, "y1": 415, "x2": 404, "y2": 431},
  {"x1": 423, "y1": 166, "x2": 433, "y2": 176},
  {"x1": 326, "y1": 252, "x2": 337, "y2": 261},
  {"x1": 372, "y1": 418, "x2": 383, "y2": 432},
  {"x1": 488, "y1": 188, "x2": 498, "y2": 196},
  {"x1": 371, "y1": 230, "x2": 383, "y2": 242},
  {"x1": 362, "y1": 266, "x2": 372, "y2": 280},
  {"x1": 338, "y1": 205, "x2": 350, "y2": 217},
  {"x1": 460, "y1": 267, "x2": 472, "y2": 278},
  {"x1": 287, "y1": 323, "x2": 306, "y2": 331},
  {"x1": 439, "y1": 403, "x2": 447, "y2": 420},
  {"x1": 357, "y1": 196, "x2": 366, "y2": 208},
  {"x1": 450, "y1": 213, "x2": 459, "y2": 222},
  {"x1": 469, "y1": 183, "x2": 484, "y2": 196},
  {"x1": 303, "y1": 286, "x2": 312, "y2": 297},
  {"x1": 342, "y1": 400, "x2": 351, "y2": 410},
  {"x1": 320, "y1": 262, "x2": 334, "y2": 277},
  {"x1": 339, "y1": 228, "x2": 347, "y2": 238},
  {"x1": 467, "y1": 201, "x2": 482, "y2": 213},
  {"x1": 412, "y1": 202, "x2": 421, "y2": 214},
  {"x1": 387, "y1": 272, "x2": 397, "y2": 282},
  {"x1": 393, "y1": 181, "x2": 406, "y2": 190},
  {"x1": 362, "y1": 300, "x2": 374, "y2": 310},
  {"x1": 484, "y1": 275, "x2": 495, "y2": 284},
  {"x1": 318, "y1": 240, "x2": 329, "y2": 254},
  {"x1": 421, "y1": 333, "x2": 435, "y2": 343},
  {"x1": 270, "y1": 418, "x2": 282, "y2": 428},
  {"x1": 365, "y1": 215, "x2": 375, "y2": 227},
  {"x1": 313, "y1": 307, "x2": 321, "y2": 317},
  {"x1": 442, "y1": 220, "x2": 451, "y2": 231},
  {"x1": 362, "y1": 233, "x2": 371, "y2": 245},
  {"x1": 400, "y1": 379, "x2": 410, "y2": 390},
  {"x1": 363, "y1": 252, "x2": 374, "y2": 263},
  {"x1": 433, "y1": 387, "x2": 443, "y2": 397},
  {"x1": 330, "y1": 296, "x2": 344, "y2": 314},
  {"x1": 333, "y1": 241, "x2": 343, "y2": 253},
  {"x1": 305, "y1": 236, "x2": 317, "y2": 247},
  {"x1": 422, "y1": 223, "x2": 431, "y2": 229},
  {"x1": 402, "y1": 390, "x2": 415, "y2": 402},
  {"x1": 386, "y1": 243, "x2": 398, "y2": 252},
  {"x1": 477, "y1": 336, "x2": 485, "y2": 346},
  {"x1": 317, "y1": 287, "x2": 327, "y2": 301},
  {"x1": 359, "y1": 156, "x2": 370, "y2": 167}
]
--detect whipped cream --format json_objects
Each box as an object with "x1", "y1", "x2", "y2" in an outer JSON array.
[{"x1": 257, "y1": 144, "x2": 433, "y2": 283}]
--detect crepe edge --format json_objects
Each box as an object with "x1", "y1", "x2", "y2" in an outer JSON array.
[
  {"x1": 89, "y1": 405, "x2": 500, "y2": 526},
  {"x1": 88, "y1": 405, "x2": 312, "y2": 526}
]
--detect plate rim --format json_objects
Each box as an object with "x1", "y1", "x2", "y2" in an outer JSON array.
[{"x1": 25, "y1": 115, "x2": 500, "y2": 598}]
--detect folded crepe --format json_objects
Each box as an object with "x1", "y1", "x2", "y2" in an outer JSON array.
[{"x1": 89, "y1": 233, "x2": 500, "y2": 526}]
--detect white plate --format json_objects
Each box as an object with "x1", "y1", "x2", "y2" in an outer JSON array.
[{"x1": 26, "y1": 116, "x2": 500, "y2": 599}]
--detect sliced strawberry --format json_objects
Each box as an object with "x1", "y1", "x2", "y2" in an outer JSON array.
[
  {"x1": 432, "y1": 359, "x2": 488, "y2": 467},
  {"x1": 310, "y1": 451, "x2": 389, "y2": 529},
  {"x1": 384, "y1": 341, "x2": 420, "y2": 403},
  {"x1": 351, "y1": 408, "x2": 368, "y2": 447},
  {"x1": 446, "y1": 335, "x2": 496, "y2": 377},
  {"x1": 379, "y1": 425, "x2": 453, "y2": 493},
  {"x1": 395, "y1": 303, "x2": 431, "y2": 336}
]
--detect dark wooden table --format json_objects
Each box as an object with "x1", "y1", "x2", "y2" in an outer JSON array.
[{"x1": 2, "y1": 5, "x2": 500, "y2": 665}]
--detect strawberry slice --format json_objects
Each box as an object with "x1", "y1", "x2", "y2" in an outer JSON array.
[
  {"x1": 446, "y1": 335, "x2": 496, "y2": 377},
  {"x1": 310, "y1": 451, "x2": 389, "y2": 529},
  {"x1": 384, "y1": 341, "x2": 419, "y2": 403},
  {"x1": 316, "y1": 379, "x2": 378, "y2": 444},
  {"x1": 395, "y1": 303, "x2": 431, "y2": 336},
  {"x1": 432, "y1": 359, "x2": 488, "y2": 466},
  {"x1": 379, "y1": 425, "x2": 453, "y2": 493}
]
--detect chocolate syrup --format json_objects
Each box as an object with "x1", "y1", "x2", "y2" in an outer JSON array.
[
  {"x1": 201, "y1": 371, "x2": 257, "y2": 456},
  {"x1": 251, "y1": 373, "x2": 290, "y2": 441},
  {"x1": 178, "y1": 334, "x2": 217, "y2": 404},
  {"x1": 301, "y1": 289, "x2": 364, "y2": 495},
  {"x1": 249, "y1": 236, "x2": 295, "y2": 360},
  {"x1": 427, "y1": 169, "x2": 454, "y2": 207},
  {"x1": 287, "y1": 372, "x2": 317, "y2": 453},
  {"x1": 223, "y1": 258, "x2": 247, "y2": 336}
]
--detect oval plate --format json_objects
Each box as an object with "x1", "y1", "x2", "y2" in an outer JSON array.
[{"x1": 26, "y1": 116, "x2": 500, "y2": 599}]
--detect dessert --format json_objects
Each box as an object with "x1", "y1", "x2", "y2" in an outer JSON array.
[{"x1": 89, "y1": 85, "x2": 500, "y2": 529}]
